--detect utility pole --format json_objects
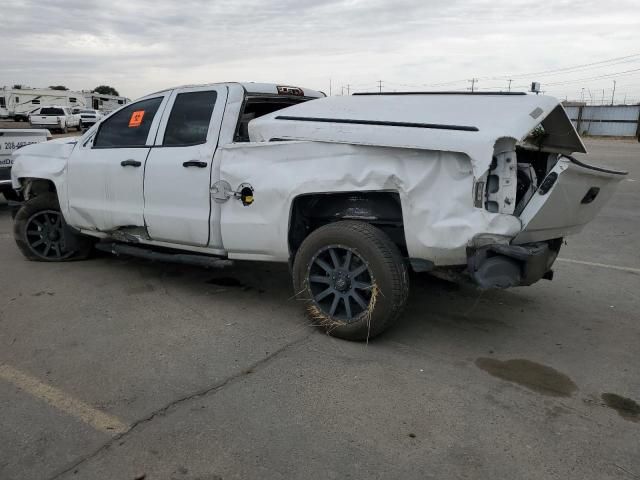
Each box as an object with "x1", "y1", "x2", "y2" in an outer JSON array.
[
  {"x1": 346, "y1": 84, "x2": 351, "y2": 96},
  {"x1": 601, "y1": 89, "x2": 605, "y2": 105},
  {"x1": 581, "y1": 88, "x2": 585, "y2": 103},
  {"x1": 507, "y1": 79, "x2": 512, "y2": 92},
  {"x1": 611, "y1": 80, "x2": 616, "y2": 105},
  {"x1": 329, "y1": 78, "x2": 332, "y2": 96},
  {"x1": 469, "y1": 78, "x2": 478, "y2": 92},
  {"x1": 341, "y1": 85, "x2": 344, "y2": 96},
  {"x1": 377, "y1": 80, "x2": 383, "y2": 93}
]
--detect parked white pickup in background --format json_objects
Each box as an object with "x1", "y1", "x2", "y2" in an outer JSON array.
[{"x1": 29, "y1": 106, "x2": 81, "y2": 133}]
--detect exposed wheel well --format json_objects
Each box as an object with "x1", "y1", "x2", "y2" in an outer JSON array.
[
  {"x1": 288, "y1": 191, "x2": 407, "y2": 258},
  {"x1": 20, "y1": 178, "x2": 57, "y2": 200}
]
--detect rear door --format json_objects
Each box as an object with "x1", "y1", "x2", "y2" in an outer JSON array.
[
  {"x1": 513, "y1": 156, "x2": 627, "y2": 244},
  {"x1": 66, "y1": 94, "x2": 169, "y2": 231},
  {"x1": 143, "y1": 85, "x2": 227, "y2": 246}
]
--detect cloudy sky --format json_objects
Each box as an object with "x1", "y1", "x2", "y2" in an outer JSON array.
[{"x1": 3, "y1": 0, "x2": 640, "y2": 102}]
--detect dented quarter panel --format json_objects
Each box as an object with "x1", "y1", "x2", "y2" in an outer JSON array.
[{"x1": 217, "y1": 140, "x2": 521, "y2": 265}]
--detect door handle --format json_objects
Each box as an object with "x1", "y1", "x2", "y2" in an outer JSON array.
[
  {"x1": 121, "y1": 159, "x2": 142, "y2": 167},
  {"x1": 183, "y1": 160, "x2": 208, "y2": 168}
]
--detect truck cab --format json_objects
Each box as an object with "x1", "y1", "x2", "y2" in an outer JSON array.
[{"x1": 57, "y1": 83, "x2": 323, "y2": 250}]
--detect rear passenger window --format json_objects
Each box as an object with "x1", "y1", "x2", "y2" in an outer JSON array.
[
  {"x1": 94, "y1": 97, "x2": 162, "y2": 148},
  {"x1": 163, "y1": 91, "x2": 217, "y2": 146}
]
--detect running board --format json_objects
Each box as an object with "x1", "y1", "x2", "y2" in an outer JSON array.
[{"x1": 95, "y1": 242, "x2": 233, "y2": 269}]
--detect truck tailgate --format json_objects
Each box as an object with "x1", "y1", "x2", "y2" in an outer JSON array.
[
  {"x1": 30, "y1": 115, "x2": 62, "y2": 126},
  {"x1": 513, "y1": 156, "x2": 627, "y2": 244}
]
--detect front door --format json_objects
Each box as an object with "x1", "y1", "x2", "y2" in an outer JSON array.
[
  {"x1": 143, "y1": 86, "x2": 227, "y2": 246},
  {"x1": 66, "y1": 95, "x2": 168, "y2": 231}
]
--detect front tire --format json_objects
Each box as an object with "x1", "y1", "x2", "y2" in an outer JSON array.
[
  {"x1": 14, "y1": 193, "x2": 93, "y2": 261},
  {"x1": 293, "y1": 221, "x2": 409, "y2": 341}
]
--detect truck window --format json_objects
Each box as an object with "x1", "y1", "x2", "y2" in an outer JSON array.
[
  {"x1": 163, "y1": 91, "x2": 217, "y2": 147},
  {"x1": 94, "y1": 97, "x2": 162, "y2": 148},
  {"x1": 234, "y1": 96, "x2": 309, "y2": 142},
  {"x1": 0, "y1": 97, "x2": 5, "y2": 108},
  {"x1": 40, "y1": 107, "x2": 65, "y2": 115}
]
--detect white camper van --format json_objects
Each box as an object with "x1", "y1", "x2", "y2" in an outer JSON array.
[{"x1": 0, "y1": 87, "x2": 88, "y2": 121}]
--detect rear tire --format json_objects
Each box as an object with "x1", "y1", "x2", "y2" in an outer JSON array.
[
  {"x1": 293, "y1": 221, "x2": 409, "y2": 341},
  {"x1": 14, "y1": 193, "x2": 93, "y2": 261}
]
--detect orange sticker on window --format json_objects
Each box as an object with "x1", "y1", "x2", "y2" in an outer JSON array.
[{"x1": 128, "y1": 110, "x2": 145, "y2": 128}]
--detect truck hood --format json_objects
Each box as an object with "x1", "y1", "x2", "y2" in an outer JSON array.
[
  {"x1": 249, "y1": 93, "x2": 585, "y2": 176},
  {"x1": 11, "y1": 137, "x2": 77, "y2": 189}
]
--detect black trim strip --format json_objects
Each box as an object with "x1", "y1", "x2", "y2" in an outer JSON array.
[
  {"x1": 562, "y1": 154, "x2": 628, "y2": 176},
  {"x1": 275, "y1": 115, "x2": 479, "y2": 132},
  {"x1": 353, "y1": 91, "x2": 527, "y2": 96}
]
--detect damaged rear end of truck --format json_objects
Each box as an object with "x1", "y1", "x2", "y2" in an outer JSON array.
[{"x1": 249, "y1": 92, "x2": 627, "y2": 289}]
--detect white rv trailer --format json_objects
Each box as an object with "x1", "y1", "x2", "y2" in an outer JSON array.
[
  {"x1": 81, "y1": 92, "x2": 130, "y2": 113},
  {"x1": 0, "y1": 87, "x2": 130, "y2": 120},
  {"x1": 0, "y1": 87, "x2": 89, "y2": 120}
]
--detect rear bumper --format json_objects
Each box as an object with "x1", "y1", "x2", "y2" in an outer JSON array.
[{"x1": 467, "y1": 240, "x2": 561, "y2": 289}]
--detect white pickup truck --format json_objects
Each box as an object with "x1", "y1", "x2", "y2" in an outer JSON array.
[
  {"x1": 9, "y1": 82, "x2": 627, "y2": 340},
  {"x1": 0, "y1": 128, "x2": 51, "y2": 200},
  {"x1": 29, "y1": 106, "x2": 81, "y2": 133}
]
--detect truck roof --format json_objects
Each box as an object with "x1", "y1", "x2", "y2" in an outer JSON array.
[
  {"x1": 36, "y1": 105, "x2": 71, "y2": 109},
  {"x1": 147, "y1": 82, "x2": 325, "y2": 99}
]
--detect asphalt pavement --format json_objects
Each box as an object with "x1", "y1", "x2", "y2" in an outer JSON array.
[{"x1": 0, "y1": 138, "x2": 638, "y2": 480}]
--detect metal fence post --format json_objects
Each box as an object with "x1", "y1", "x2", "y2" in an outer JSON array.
[{"x1": 576, "y1": 105, "x2": 583, "y2": 135}]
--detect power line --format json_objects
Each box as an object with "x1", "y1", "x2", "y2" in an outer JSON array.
[
  {"x1": 492, "y1": 52, "x2": 640, "y2": 80},
  {"x1": 542, "y1": 66, "x2": 640, "y2": 86},
  {"x1": 384, "y1": 52, "x2": 640, "y2": 91}
]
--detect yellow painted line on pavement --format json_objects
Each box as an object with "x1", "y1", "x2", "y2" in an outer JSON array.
[
  {"x1": 557, "y1": 258, "x2": 640, "y2": 274},
  {"x1": 0, "y1": 364, "x2": 128, "y2": 435}
]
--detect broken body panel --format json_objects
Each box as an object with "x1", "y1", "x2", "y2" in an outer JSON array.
[{"x1": 10, "y1": 86, "x2": 627, "y2": 289}]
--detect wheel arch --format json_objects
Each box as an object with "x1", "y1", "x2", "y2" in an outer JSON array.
[
  {"x1": 18, "y1": 177, "x2": 58, "y2": 201},
  {"x1": 288, "y1": 190, "x2": 407, "y2": 259}
]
